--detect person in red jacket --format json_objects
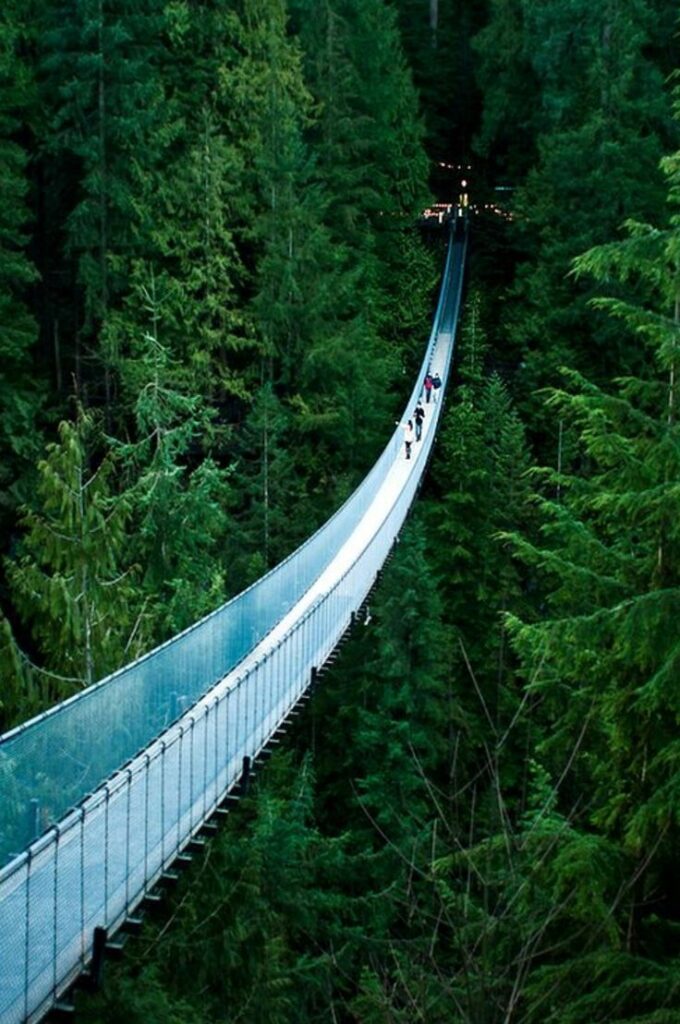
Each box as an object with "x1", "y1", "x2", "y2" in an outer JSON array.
[{"x1": 424, "y1": 372, "x2": 433, "y2": 403}]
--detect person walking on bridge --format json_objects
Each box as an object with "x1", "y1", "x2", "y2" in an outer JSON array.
[
  {"x1": 401, "y1": 419, "x2": 414, "y2": 460},
  {"x1": 432, "y1": 372, "x2": 442, "y2": 402},
  {"x1": 413, "y1": 402, "x2": 425, "y2": 441},
  {"x1": 424, "y1": 372, "x2": 433, "y2": 403}
]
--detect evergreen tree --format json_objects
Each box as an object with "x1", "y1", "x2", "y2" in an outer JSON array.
[
  {"x1": 289, "y1": 0, "x2": 431, "y2": 351},
  {"x1": 128, "y1": 0, "x2": 259, "y2": 409},
  {"x1": 473, "y1": 0, "x2": 674, "y2": 448},
  {"x1": 353, "y1": 520, "x2": 452, "y2": 838},
  {"x1": 228, "y1": 382, "x2": 303, "y2": 586},
  {"x1": 473, "y1": 0, "x2": 539, "y2": 181},
  {"x1": 39, "y1": 0, "x2": 171, "y2": 407},
  {"x1": 501, "y1": 135, "x2": 680, "y2": 1017},
  {"x1": 77, "y1": 753, "x2": 368, "y2": 1024},
  {"x1": 6, "y1": 406, "x2": 137, "y2": 686},
  {"x1": 113, "y1": 267, "x2": 231, "y2": 639},
  {"x1": 392, "y1": 0, "x2": 485, "y2": 170},
  {"x1": 243, "y1": 0, "x2": 406, "y2": 529},
  {"x1": 421, "y1": 297, "x2": 534, "y2": 816},
  {"x1": 0, "y1": 3, "x2": 42, "y2": 527}
]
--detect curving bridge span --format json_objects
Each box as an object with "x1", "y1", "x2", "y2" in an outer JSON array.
[{"x1": 0, "y1": 222, "x2": 467, "y2": 1024}]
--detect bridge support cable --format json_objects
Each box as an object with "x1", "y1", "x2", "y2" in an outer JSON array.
[{"x1": 0, "y1": 223, "x2": 467, "y2": 1024}]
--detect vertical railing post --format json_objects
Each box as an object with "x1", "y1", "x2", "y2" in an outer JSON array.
[
  {"x1": 143, "y1": 753, "x2": 150, "y2": 893},
  {"x1": 52, "y1": 827, "x2": 59, "y2": 999},
  {"x1": 213, "y1": 695, "x2": 220, "y2": 808},
  {"x1": 24, "y1": 848, "x2": 32, "y2": 1022},
  {"x1": 125, "y1": 769, "x2": 132, "y2": 913},
  {"x1": 202, "y1": 704, "x2": 210, "y2": 823},
  {"x1": 267, "y1": 648, "x2": 275, "y2": 743},
  {"x1": 282, "y1": 627, "x2": 290, "y2": 712},
  {"x1": 159, "y1": 741, "x2": 166, "y2": 869},
  {"x1": 90, "y1": 925, "x2": 107, "y2": 991},
  {"x1": 176, "y1": 727, "x2": 184, "y2": 857},
  {"x1": 245, "y1": 666, "x2": 253, "y2": 752},
  {"x1": 256, "y1": 657, "x2": 263, "y2": 750},
  {"x1": 188, "y1": 715, "x2": 196, "y2": 832},
  {"x1": 103, "y1": 787, "x2": 110, "y2": 923},
  {"x1": 234, "y1": 679, "x2": 243, "y2": 786},
  {"x1": 79, "y1": 806, "x2": 86, "y2": 966}
]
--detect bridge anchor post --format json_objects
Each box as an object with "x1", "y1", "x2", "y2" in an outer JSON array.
[
  {"x1": 89, "y1": 926, "x2": 108, "y2": 991},
  {"x1": 239, "y1": 755, "x2": 251, "y2": 796}
]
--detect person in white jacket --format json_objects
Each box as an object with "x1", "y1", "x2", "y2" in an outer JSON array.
[{"x1": 402, "y1": 419, "x2": 414, "y2": 460}]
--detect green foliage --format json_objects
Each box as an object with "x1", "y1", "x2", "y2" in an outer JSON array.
[
  {"x1": 6, "y1": 406, "x2": 137, "y2": 686},
  {"x1": 352, "y1": 521, "x2": 452, "y2": 839},
  {"x1": 79, "y1": 753, "x2": 369, "y2": 1024},
  {"x1": 228, "y1": 382, "x2": 305, "y2": 584},
  {"x1": 423, "y1": 296, "x2": 534, "y2": 805},
  {"x1": 3, "y1": 1, "x2": 679, "y2": 1021},
  {"x1": 112, "y1": 268, "x2": 231, "y2": 638},
  {"x1": 40, "y1": 0, "x2": 170, "y2": 336},
  {"x1": 473, "y1": 0, "x2": 538, "y2": 179},
  {"x1": 499, "y1": 134, "x2": 680, "y2": 1018},
  {"x1": 392, "y1": 0, "x2": 485, "y2": 170},
  {"x1": 0, "y1": 3, "x2": 42, "y2": 523},
  {"x1": 474, "y1": 0, "x2": 675, "y2": 447}
]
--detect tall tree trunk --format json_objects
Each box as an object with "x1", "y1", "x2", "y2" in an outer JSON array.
[
  {"x1": 430, "y1": 0, "x2": 438, "y2": 47},
  {"x1": 98, "y1": 0, "x2": 111, "y2": 425}
]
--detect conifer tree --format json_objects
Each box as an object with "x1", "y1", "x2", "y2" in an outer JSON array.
[
  {"x1": 473, "y1": 0, "x2": 538, "y2": 180},
  {"x1": 353, "y1": 520, "x2": 452, "y2": 840},
  {"x1": 0, "y1": 613, "x2": 38, "y2": 731},
  {"x1": 77, "y1": 753, "x2": 367, "y2": 1024},
  {"x1": 0, "y1": 3, "x2": 42, "y2": 526},
  {"x1": 501, "y1": 135, "x2": 680, "y2": 1016},
  {"x1": 129, "y1": 0, "x2": 259, "y2": 410},
  {"x1": 6, "y1": 406, "x2": 136, "y2": 686},
  {"x1": 474, "y1": 0, "x2": 674, "y2": 444},
  {"x1": 392, "y1": 0, "x2": 484, "y2": 168},
  {"x1": 244, "y1": 0, "x2": 401, "y2": 523},
  {"x1": 228, "y1": 382, "x2": 303, "y2": 586},
  {"x1": 425, "y1": 296, "x2": 533, "y2": 768},
  {"x1": 289, "y1": 0, "x2": 431, "y2": 355},
  {"x1": 39, "y1": 0, "x2": 171, "y2": 407},
  {"x1": 113, "y1": 268, "x2": 231, "y2": 639}
]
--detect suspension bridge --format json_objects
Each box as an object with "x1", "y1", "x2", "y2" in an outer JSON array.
[{"x1": 0, "y1": 221, "x2": 467, "y2": 1024}]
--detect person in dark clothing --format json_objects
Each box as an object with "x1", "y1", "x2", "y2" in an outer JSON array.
[
  {"x1": 413, "y1": 402, "x2": 425, "y2": 441},
  {"x1": 432, "y1": 372, "x2": 442, "y2": 401},
  {"x1": 424, "y1": 372, "x2": 433, "y2": 403}
]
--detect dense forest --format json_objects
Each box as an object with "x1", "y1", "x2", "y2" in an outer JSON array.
[{"x1": 1, "y1": 0, "x2": 680, "y2": 1020}]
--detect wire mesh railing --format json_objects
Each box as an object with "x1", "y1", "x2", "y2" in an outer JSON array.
[{"x1": 0, "y1": 222, "x2": 466, "y2": 1024}]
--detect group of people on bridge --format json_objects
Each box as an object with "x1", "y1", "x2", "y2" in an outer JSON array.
[{"x1": 400, "y1": 370, "x2": 441, "y2": 460}]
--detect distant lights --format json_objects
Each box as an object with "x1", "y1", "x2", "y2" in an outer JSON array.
[
  {"x1": 421, "y1": 202, "x2": 454, "y2": 224},
  {"x1": 436, "y1": 162, "x2": 473, "y2": 171},
  {"x1": 479, "y1": 202, "x2": 513, "y2": 220}
]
